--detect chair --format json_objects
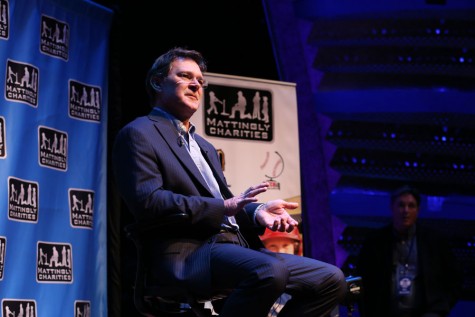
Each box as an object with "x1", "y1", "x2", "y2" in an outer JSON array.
[
  {"x1": 343, "y1": 275, "x2": 364, "y2": 317},
  {"x1": 124, "y1": 213, "x2": 224, "y2": 317}
]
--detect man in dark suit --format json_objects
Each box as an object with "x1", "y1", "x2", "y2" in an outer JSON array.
[
  {"x1": 356, "y1": 185, "x2": 462, "y2": 317},
  {"x1": 112, "y1": 47, "x2": 347, "y2": 317}
]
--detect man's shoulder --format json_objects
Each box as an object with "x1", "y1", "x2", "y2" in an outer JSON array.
[
  {"x1": 121, "y1": 115, "x2": 163, "y2": 130},
  {"x1": 114, "y1": 116, "x2": 162, "y2": 143}
]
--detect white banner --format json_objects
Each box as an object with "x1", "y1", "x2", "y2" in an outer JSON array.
[{"x1": 193, "y1": 72, "x2": 301, "y2": 216}]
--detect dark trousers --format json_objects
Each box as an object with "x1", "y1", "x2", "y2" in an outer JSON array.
[{"x1": 208, "y1": 243, "x2": 347, "y2": 317}]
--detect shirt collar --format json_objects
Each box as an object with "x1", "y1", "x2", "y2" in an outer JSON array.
[
  {"x1": 393, "y1": 224, "x2": 416, "y2": 242},
  {"x1": 152, "y1": 106, "x2": 195, "y2": 136}
]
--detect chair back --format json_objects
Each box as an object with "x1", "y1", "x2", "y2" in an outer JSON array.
[{"x1": 124, "y1": 213, "x2": 226, "y2": 316}]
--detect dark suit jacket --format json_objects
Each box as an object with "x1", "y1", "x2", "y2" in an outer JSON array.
[
  {"x1": 112, "y1": 109, "x2": 265, "y2": 298},
  {"x1": 356, "y1": 222, "x2": 462, "y2": 317}
]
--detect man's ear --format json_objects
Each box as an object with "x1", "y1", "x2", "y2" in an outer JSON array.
[{"x1": 150, "y1": 77, "x2": 161, "y2": 91}]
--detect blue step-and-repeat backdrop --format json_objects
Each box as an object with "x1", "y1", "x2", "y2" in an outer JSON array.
[{"x1": 0, "y1": 0, "x2": 112, "y2": 316}]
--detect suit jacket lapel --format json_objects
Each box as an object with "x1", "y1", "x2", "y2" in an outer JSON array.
[
  {"x1": 148, "y1": 111, "x2": 213, "y2": 195},
  {"x1": 148, "y1": 110, "x2": 248, "y2": 227},
  {"x1": 195, "y1": 135, "x2": 233, "y2": 199},
  {"x1": 197, "y1": 144, "x2": 251, "y2": 226}
]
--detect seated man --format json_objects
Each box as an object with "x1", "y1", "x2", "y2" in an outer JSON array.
[{"x1": 112, "y1": 47, "x2": 347, "y2": 317}]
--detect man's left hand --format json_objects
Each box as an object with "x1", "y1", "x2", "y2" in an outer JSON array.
[{"x1": 255, "y1": 199, "x2": 299, "y2": 232}]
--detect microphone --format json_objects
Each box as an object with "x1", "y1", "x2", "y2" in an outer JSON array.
[{"x1": 177, "y1": 129, "x2": 187, "y2": 147}]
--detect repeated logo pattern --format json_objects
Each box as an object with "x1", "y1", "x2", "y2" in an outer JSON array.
[{"x1": 0, "y1": 2, "x2": 107, "y2": 314}]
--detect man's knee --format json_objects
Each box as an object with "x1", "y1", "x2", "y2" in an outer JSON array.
[
  {"x1": 254, "y1": 260, "x2": 289, "y2": 294},
  {"x1": 332, "y1": 267, "x2": 348, "y2": 302}
]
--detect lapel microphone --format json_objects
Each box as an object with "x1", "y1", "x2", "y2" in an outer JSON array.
[{"x1": 177, "y1": 130, "x2": 186, "y2": 147}]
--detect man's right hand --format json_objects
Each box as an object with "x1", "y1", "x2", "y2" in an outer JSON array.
[{"x1": 224, "y1": 182, "x2": 269, "y2": 216}]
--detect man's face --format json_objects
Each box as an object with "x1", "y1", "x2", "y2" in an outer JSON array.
[
  {"x1": 159, "y1": 58, "x2": 206, "y2": 121},
  {"x1": 391, "y1": 193, "x2": 419, "y2": 232},
  {"x1": 263, "y1": 237, "x2": 296, "y2": 254}
]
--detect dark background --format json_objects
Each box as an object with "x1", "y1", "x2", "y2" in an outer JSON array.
[{"x1": 99, "y1": 0, "x2": 278, "y2": 126}]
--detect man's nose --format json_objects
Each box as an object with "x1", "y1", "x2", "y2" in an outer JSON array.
[{"x1": 188, "y1": 84, "x2": 199, "y2": 92}]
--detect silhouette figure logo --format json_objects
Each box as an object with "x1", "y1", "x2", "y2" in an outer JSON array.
[
  {"x1": 69, "y1": 80, "x2": 102, "y2": 122},
  {"x1": 40, "y1": 15, "x2": 69, "y2": 61},
  {"x1": 38, "y1": 126, "x2": 68, "y2": 171},
  {"x1": 69, "y1": 189, "x2": 95, "y2": 229},
  {"x1": 204, "y1": 84, "x2": 273, "y2": 141},
  {"x1": 0, "y1": 236, "x2": 5, "y2": 280},
  {"x1": 0, "y1": 116, "x2": 6, "y2": 158},
  {"x1": 37, "y1": 241, "x2": 73, "y2": 283},
  {"x1": 8, "y1": 177, "x2": 39, "y2": 223},
  {"x1": 75, "y1": 300, "x2": 91, "y2": 317},
  {"x1": 2, "y1": 299, "x2": 37, "y2": 317},
  {"x1": 4, "y1": 59, "x2": 39, "y2": 107},
  {"x1": 0, "y1": 0, "x2": 9, "y2": 39}
]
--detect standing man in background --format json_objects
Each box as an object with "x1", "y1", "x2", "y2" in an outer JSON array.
[{"x1": 356, "y1": 185, "x2": 462, "y2": 317}]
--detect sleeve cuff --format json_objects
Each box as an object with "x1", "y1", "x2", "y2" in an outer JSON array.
[{"x1": 253, "y1": 203, "x2": 265, "y2": 225}]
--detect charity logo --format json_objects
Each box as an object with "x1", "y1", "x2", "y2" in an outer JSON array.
[
  {"x1": 0, "y1": 116, "x2": 6, "y2": 158},
  {"x1": 38, "y1": 125, "x2": 68, "y2": 171},
  {"x1": 4, "y1": 59, "x2": 39, "y2": 107},
  {"x1": 0, "y1": 236, "x2": 5, "y2": 280},
  {"x1": 0, "y1": 0, "x2": 9, "y2": 39},
  {"x1": 37, "y1": 241, "x2": 73, "y2": 283},
  {"x1": 203, "y1": 85, "x2": 273, "y2": 141},
  {"x1": 2, "y1": 299, "x2": 37, "y2": 317},
  {"x1": 8, "y1": 176, "x2": 39, "y2": 223},
  {"x1": 69, "y1": 188, "x2": 95, "y2": 229},
  {"x1": 69, "y1": 80, "x2": 102, "y2": 122},
  {"x1": 40, "y1": 14, "x2": 69, "y2": 61},
  {"x1": 260, "y1": 151, "x2": 285, "y2": 190},
  {"x1": 74, "y1": 300, "x2": 91, "y2": 317}
]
